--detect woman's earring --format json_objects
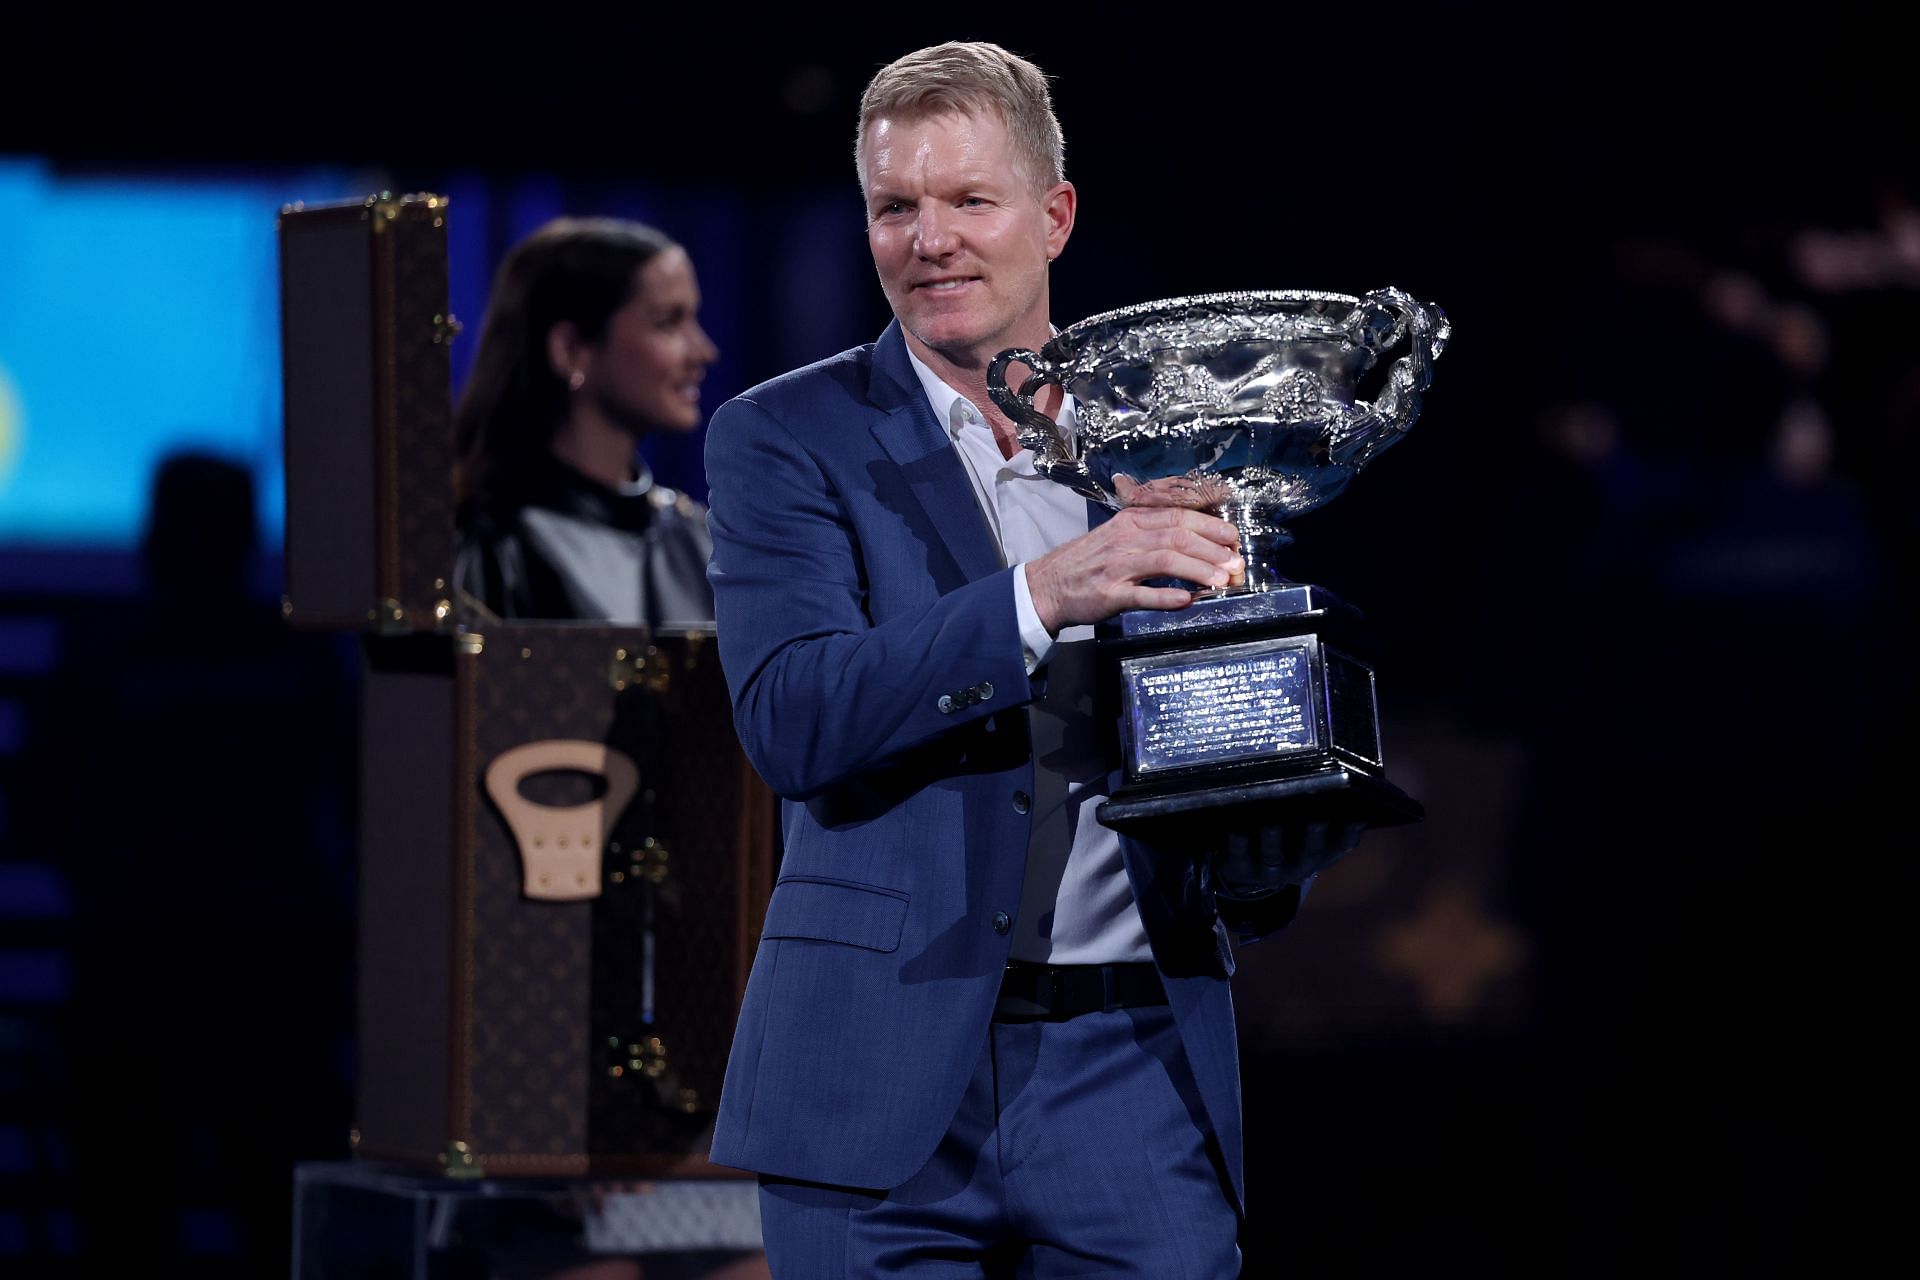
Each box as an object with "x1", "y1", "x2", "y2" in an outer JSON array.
[{"x1": 568, "y1": 369, "x2": 586, "y2": 390}]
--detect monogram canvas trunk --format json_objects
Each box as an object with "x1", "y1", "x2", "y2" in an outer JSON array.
[
  {"x1": 354, "y1": 623, "x2": 774, "y2": 1177},
  {"x1": 279, "y1": 193, "x2": 458, "y2": 634}
]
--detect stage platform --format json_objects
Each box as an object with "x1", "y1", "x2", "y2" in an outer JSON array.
[{"x1": 292, "y1": 1160, "x2": 762, "y2": 1278}]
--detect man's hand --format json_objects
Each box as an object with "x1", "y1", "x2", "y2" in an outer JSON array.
[
  {"x1": 1026, "y1": 508, "x2": 1243, "y2": 634},
  {"x1": 1210, "y1": 817, "x2": 1368, "y2": 900}
]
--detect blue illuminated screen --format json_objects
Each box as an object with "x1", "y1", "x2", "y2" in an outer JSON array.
[{"x1": 0, "y1": 158, "x2": 364, "y2": 548}]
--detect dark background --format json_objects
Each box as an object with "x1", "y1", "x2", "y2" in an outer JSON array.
[{"x1": 3, "y1": 8, "x2": 1916, "y2": 1275}]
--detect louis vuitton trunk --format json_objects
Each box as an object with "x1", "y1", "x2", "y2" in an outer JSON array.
[
  {"x1": 279, "y1": 193, "x2": 458, "y2": 634},
  {"x1": 354, "y1": 622, "x2": 774, "y2": 1177}
]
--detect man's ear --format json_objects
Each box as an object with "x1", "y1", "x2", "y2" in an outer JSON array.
[{"x1": 1043, "y1": 180, "x2": 1077, "y2": 262}]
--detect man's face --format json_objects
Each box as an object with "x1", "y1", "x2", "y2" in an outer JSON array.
[{"x1": 862, "y1": 109, "x2": 1074, "y2": 366}]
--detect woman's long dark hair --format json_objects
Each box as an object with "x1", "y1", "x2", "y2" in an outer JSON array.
[{"x1": 453, "y1": 217, "x2": 677, "y2": 523}]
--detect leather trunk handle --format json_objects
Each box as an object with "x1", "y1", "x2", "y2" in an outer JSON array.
[{"x1": 483, "y1": 740, "x2": 640, "y2": 902}]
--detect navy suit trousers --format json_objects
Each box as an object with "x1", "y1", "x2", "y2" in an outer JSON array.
[{"x1": 757, "y1": 1005, "x2": 1240, "y2": 1278}]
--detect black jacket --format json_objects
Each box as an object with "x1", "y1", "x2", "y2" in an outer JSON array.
[{"x1": 454, "y1": 457, "x2": 714, "y2": 624}]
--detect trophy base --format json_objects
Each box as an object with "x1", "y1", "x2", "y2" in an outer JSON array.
[
  {"x1": 1095, "y1": 581, "x2": 1422, "y2": 840},
  {"x1": 1096, "y1": 761, "x2": 1424, "y2": 843},
  {"x1": 1105, "y1": 581, "x2": 1359, "y2": 649}
]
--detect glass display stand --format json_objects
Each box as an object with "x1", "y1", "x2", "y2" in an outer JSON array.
[{"x1": 292, "y1": 1160, "x2": 763, "y2": 1279}]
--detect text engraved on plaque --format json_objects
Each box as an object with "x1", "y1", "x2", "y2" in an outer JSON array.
[{"x1": 1127, "y1": 641, "x2": 1319, "y2": 774}]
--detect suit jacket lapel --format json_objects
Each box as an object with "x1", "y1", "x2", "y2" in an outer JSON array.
[{"x1": 867, "y1": 322, "x2": 1007, "y2": 585}]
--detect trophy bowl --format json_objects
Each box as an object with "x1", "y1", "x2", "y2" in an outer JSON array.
[{"x1": 988, "y1": 287, "x2": 1448, "y2": 589}]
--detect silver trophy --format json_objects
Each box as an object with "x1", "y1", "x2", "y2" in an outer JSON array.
[{"x1": 987, "y1": 287, "x2": 1449, "y2": 836}]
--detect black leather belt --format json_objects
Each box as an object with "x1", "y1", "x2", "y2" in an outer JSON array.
[{"x1": 993, "y1": 960, "x2": 1168, "y2": 1022}]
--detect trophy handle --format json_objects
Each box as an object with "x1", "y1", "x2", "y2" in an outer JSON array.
[
  {"x1": 987, "y1": 346, "x2": 1107, "y2": 501},
  {"x1": 987, "y1": 346, "x2": 1064, "y2": 443},
  {"x1": 1332, "y1": 288, "x2": 1452, "y2": 468}
]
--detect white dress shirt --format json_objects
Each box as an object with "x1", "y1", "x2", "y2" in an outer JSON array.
[{"x1": 905, "y1": 346, "x2": 1152, "y2": 965}]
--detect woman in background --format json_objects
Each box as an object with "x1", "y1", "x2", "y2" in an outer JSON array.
[
  {"x1": 455, "y1": 217, "x2": 719, "y2": 623},
  {"x1": 451, "y1": 221, "x2": 763, "y2": 1280}
]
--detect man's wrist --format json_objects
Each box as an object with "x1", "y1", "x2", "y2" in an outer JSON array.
[{"x1": 1014, "y1": 563, "x2": 1057, "y2": 673}]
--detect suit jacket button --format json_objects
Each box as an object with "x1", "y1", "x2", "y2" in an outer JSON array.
[
  {"x1": 978, "y1": 681, "x2": 993, "y2": 701},
  {"x1": 937, "y1": 694, "x2": 954, "y2": 713},
  {"x1": 992, "y1": 912, "x2": 1011, "y2": 935},
  {"x1": 1011, "y1": 790, "x2": 1031, "y2": 814}
]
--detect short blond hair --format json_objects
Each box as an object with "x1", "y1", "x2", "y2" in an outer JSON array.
[{"x1": 855, "y1": 41, "x2": 1065, "y2": 195}]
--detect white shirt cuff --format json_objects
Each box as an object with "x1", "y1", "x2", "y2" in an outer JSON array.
[{"x1": 1014, "y1": 563, "x2": 1056, "y2": 674}]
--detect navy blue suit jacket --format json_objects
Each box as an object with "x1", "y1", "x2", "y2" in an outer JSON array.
[{"x1": 702, "y1": 322, "x2": 1300, "y2": 1201}]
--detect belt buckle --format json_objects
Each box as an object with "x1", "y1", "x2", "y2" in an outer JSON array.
[{"x1": 997, "y1": 962, "x2": 1050, "y2": 1021}]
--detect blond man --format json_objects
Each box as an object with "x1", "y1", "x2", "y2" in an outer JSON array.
[{"x1": 704, "y1": 41, "x2": 1356, "y2": 1276}]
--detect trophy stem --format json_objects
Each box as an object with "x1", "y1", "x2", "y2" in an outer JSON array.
[{"x1": 1225, "y1": 501, "x2": 1293, "y2": 592}]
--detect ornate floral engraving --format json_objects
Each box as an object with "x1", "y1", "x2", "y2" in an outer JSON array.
[{"x1": 987, "y1": 288, "x2": 1450, "y2": 579}]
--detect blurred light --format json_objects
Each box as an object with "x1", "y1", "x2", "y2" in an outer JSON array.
[
  {"x1": 0, "y1": 1124, "x2": 29, "y2": 1175},
  {"x1": 0, "y1": 158, "x2": 360, "y2": 548},
  {"x1": 0, "y1": 362, "x2": 20, "y2": 496},
  {"x1": 47, "y1": 1209, "x2": 79, "y2": 1257},
  {"x1": 0, "y1": 547, "x2": 140, "y2": 595},
  {"x1": 0, "y1": 950, "x2": 72, "y2": 1004},
  {"x1": 0, "y1": 862, "x2": 70, "y2": 920},
  {"x1": 0, "y1": 617, "x2": 59, "y2": 675},
  {"x1": 178, "y1": 1207, "x2": 243, "y2": 1256}
]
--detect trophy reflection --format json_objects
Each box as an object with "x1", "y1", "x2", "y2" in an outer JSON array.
[{"x1": 987, "y1": 287, "x2": 1449, "y2": 839}]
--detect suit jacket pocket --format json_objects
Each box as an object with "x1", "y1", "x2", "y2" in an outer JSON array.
[{"x1": 761, "y1": 876, "x2": 909, "y2": 953}]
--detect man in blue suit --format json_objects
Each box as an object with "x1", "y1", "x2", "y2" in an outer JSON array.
[{"x1": 704, "y1": 41, "x2": 1361, "y2": 1278}]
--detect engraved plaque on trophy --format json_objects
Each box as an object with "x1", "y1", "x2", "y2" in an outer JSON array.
[{"x1": 987, "y1": 288, "x2": 1448, "y2": 838}]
